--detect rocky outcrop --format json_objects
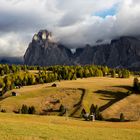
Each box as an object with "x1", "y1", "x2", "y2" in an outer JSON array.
[
  {"x1": 24, "y1": 30, "x2": 72, "y2": 66},
  {"x1": 24, "y1": 30, "x2": 140, "y2": 70},
  {"x1": 75, "y1": 37, "x2": 140, "y2": 69}
]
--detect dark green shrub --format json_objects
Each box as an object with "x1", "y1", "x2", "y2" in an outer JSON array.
[
  {"x1": 28, "y1": 106, "x2": 36, "y2": 114},
  {"x1": 21, "y1": 105, "x2": 28, "y2": 114},
  {"x1": 120, "y1": 113, "x2": 125, "y2": 122},
  {"x1": 59, "y1": 104, "x2": 66, "y2": 116},
  {"x1": 133, "y1": 78, "x2": 140, "y2": 92},
  {"x1": 1, "y1": 109, "x2": 6, "y2": 113},
  {"x1": 111, "y1": 69, "x2": 116, "y2": 78},
  {"x1": 81, "y1": 108, "x2": 86, "y2": 118}
]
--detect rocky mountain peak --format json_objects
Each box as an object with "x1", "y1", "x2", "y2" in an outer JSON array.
[
  {"x1": 111, "y1": 36, "x2": 139, "y2": 44},
  {"x1": 24, "y1": 30, "x2": 140, "y2": 70},
  {"x1": 24, "y1": 30, "x2": 72, "y2": 66},
  {"x1": 32, "y1": 30, "x2": 55, "y2": 44}
]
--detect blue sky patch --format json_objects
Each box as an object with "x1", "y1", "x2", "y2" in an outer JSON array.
[{"x1": 95, "y1": 4, "x2": 118, "y2": 18}]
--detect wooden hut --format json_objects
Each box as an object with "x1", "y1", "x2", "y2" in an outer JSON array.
[
  {"x1": 12, "y1": 92, "x2": 17, "y2": 96},
  {"x1": 51, "y1": 83, "x2": 58, "y2": 87}
]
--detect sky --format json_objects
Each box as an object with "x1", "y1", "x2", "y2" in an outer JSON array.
[{"x1": 0, "y1": 0, "x2": 140, "y2": 57}]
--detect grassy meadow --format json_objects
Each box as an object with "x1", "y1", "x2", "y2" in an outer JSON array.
[
  {"x1": 0, "y1": 77, "x2": 134, "y2": 117},
  {"x1": 1, "y1": 77, "x2": 140, "y2": 139},
  {"x1": 0, "y1": 113, "x2": 140, "y2": 140}
]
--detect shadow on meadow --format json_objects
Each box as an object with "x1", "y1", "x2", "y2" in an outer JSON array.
[
  {"x1": 95, "y1": 88, "x2": 131, "y2": 112},
  {"x1": 113, "y1": 85, "x2": 133, "y2": 91}
]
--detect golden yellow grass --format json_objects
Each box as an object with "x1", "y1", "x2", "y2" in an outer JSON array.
[
  {"x1": 0, "y1": 113, "x2": 140, "y2": 140},
  {"x1": 102, "y1": 94, "x2": 140, "y2": 120},
  {"x1": 1, "y1": 77, "x2": 140, "y2": 139},
  {"x1": 58, "y1": 77, "x2": 133, "y2": 112},
  {"x1": 0, "y1": 77, "x2": 134, "y2": 116},
  {"x1": 0, "y1": 87, "x2": 82, "y2": 115}
]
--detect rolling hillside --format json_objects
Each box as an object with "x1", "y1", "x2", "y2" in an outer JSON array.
[
  {"x1": 1, "y1": 77, "x2": 140, "y2": 139},
  {"x1": 102, "y1": 94, "x2": 140, "y2": 120},
  {"x1": 0, "y1": 87, "x2": 83, "y2": 116},
  {"x1": 0, "y1": 77, "x2": 134, "y2": 118}
]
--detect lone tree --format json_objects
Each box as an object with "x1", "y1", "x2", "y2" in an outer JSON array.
[
  {"x1": 90, "y1": 104, "x2": 96, "y2": 114},
  {"x1": 81, "y1": 108, "x2": 86, "y2": 118},
  {"x1": 120, "y1": 113, "x2": 125, "y2": 122},
  {"x1": 122, "y1": 69, "x2": 130, "y2": 78},
  {"x1": 133, "y1": 77, "x2": 140, "y2": 92},
  {"x1": 21, "y1": 105, "x2": 28, "y2": 114},
  {"x1": 111, "y1": 69, "x2": 116, "y2": 78},
  {"x1": 28, "y1": 106, "x2": 36, "y2": 114}
]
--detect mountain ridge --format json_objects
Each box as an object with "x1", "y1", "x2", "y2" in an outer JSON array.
[{"x1": 24, "y1": 30, "x2": 140, "y2": 70}]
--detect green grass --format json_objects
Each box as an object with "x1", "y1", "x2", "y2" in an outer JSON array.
[{"x1": 0, "y1": 113, "x2": 140, "y2": 140}]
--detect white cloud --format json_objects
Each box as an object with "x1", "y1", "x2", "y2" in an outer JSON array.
[
  {"x1": 0, "y1": 32, "x2": 26, "y2": 56},
  {"x1": 0, "y1": 0, "x2": 140, "y2": 56}
]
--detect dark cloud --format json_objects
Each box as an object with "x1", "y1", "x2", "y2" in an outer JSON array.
[{"x1": 0, "y1": 0, "x2": 140, "y2": 56}]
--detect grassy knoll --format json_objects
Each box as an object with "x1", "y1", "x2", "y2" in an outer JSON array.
[
  {"x1": 0, "y1": 113, "x2": 140, "y2": 140},
  {"x1": 0, "y1": 77, "x2": 134, "y2": 117},
  {"x1": 56, "y1": 77, "x2": 133, "y2": 115},
  {"x1": 0, "y1": 87, "x2": 82, "y2": 115}
]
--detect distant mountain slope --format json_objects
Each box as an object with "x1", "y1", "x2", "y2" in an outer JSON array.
[
  {"x1": 75, "y1": 37, "x2": 140, "y2": 70},
  {"x1": 24, "y1": 30, "x2": 140, "y2": 70},
  {"x1": 0, "y1": 57, "x2": 23, "y2": 65}
]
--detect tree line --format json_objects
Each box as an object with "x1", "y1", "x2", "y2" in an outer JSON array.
[
  {"x1": 0, "y1": 64, "x2": 131, "y2": 95},
  {"x1": 48, "y1": 65, "x2": 130, "y2": 79}
]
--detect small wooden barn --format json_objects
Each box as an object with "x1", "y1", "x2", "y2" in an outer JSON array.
[
  {"x1": 51, "y1": 83, "x2": 58, "y2": 87},
  {"x1": 12, "y1": 92, "x2": 17, "y2": 96}
]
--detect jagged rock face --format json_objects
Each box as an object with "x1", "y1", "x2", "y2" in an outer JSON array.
[
  {"x1": 75, "y1": 37, "x2": 140, "y2": 69},
  {"x1": 108, "y1": 37, "x2": 140, "y2": 69},
  {"x1": 74, "y1": 44, "x2": 110, "y2": 65},
  {"x1": 24, "y1": 30, "x2": 140, "y2": 70},
  {"x1": 24, "y1": 30, "x2": 72, "y2": 66}
]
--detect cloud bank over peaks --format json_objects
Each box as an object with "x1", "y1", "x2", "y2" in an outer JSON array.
[{"x1": 0, "y1": 0, "x2": 140, "y2": 56}]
